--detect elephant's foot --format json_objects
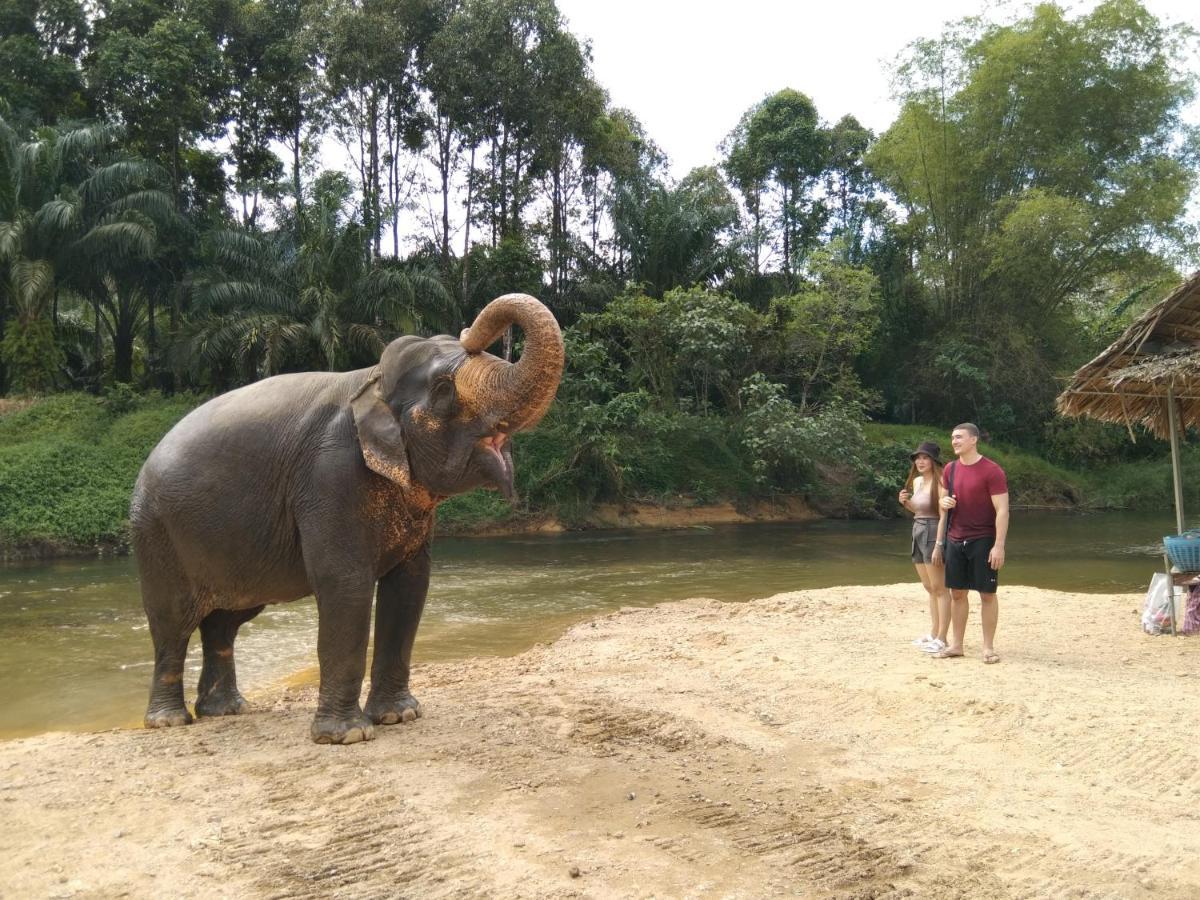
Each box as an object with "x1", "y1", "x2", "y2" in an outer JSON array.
[
  {"x1": 310, "y1": 712, "x2": 375, "y2": 745},
  {"x1": 365, "y1": 692, "x2": 422, "y2": 726},
  {"x1": 195, "y1": 689, "x2": 248, "y2": 719},
  {"x1": 144, "y1": 705, "x2": 193, "y2": 728}
]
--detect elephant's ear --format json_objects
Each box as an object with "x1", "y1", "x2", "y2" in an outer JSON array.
[{"x1": 350, "y1": 375, "x2": 413, "y2": 488}]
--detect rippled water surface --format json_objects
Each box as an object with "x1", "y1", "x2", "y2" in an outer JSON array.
[{"x1": 0, "y1": 510, "x2": 1178, "y2": 737}]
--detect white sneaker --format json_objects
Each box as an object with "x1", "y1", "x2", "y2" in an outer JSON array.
[
  {"x1": 921, "y1": 638, "x2": 947, "y2": 653},
  {"x1": 912, "y1": 634, "x2": 934, "y2": 646}
]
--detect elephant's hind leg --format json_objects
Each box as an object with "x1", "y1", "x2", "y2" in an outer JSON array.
[
  {"x1": 142, "y1": 588, "x2": 201, "y2": 729},
  {"x1": 136, "y1": 519, "x2": 200, "y2": 728},
  {"x1": 196, "y1": 606, "x2": 264, "y2": 718}
]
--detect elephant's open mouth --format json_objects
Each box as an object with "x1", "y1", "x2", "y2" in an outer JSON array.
[{"x1": 478, "y1": 433, "x2": 515, "y2": 500}]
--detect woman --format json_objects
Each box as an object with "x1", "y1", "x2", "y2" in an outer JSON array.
[{"x1": 898, "y1": 441, "x2": 950, "y2": 652}]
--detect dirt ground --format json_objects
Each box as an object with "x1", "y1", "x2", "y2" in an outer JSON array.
[{"x1": 2, "y1": 583, "x2": 1198, "y2": 899}]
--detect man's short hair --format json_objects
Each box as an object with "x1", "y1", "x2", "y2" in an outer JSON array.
[{"x1": 954, "y1": 422, "x2": 981, "y2": 439}]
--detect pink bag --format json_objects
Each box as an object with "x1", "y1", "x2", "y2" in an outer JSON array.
[{"x1": 1183, "y1": 583, "x2": 1200, "y2": 635}]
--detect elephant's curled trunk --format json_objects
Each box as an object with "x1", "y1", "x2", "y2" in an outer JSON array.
[{"x1": 457, "y1": 294, "x2": 564, "y2": 431}]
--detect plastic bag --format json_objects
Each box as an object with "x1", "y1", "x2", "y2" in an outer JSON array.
[
  {"x1": 1142, "y1": 573, "x2": 1174, "y2": 635},
  {"x1": 1183, "y1": 583, "x2": 1200, "y2": 635}
]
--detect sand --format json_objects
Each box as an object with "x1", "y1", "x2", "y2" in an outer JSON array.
[{"x1": 2, "y1": 583, "x2": 1198, "y2": 899}]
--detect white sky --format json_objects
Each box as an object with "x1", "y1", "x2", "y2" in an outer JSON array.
[{"x1": 556, "y1": 0, "x2": 1200, "y2": 180}]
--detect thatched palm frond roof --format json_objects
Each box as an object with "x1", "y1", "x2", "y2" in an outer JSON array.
[{"x1": 1057, "y1": 271, "x2": 1200, "y2": 439}]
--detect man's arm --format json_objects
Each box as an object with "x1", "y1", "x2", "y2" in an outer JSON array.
[{"x1": 989, "y1": 492, "x2": 1009, "y2": 570}]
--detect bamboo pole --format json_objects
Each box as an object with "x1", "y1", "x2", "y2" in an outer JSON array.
[{"x1": 1167, "y1": 383, "x2": 1185, "y2": 534}]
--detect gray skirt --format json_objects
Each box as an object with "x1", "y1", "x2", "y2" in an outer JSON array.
[{"x1": 911, "y1": 517, "x2": 939, "y2": 564}]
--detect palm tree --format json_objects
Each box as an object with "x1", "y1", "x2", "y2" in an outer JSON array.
[
  {"x1": 185, "y1": 172, "x2": 453, "y2": 383},
  {"x1": 0, "y1": 116, "x2": 176, "y2": 389},
  {"x1": 52, "y1": 159, "x2": 178, "y2": 383},
  {"x1": 0, "y1": 118, "x2": 114, "y2": 389}
]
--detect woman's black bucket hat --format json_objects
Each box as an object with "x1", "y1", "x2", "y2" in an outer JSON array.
[{"x1": 909, "y1": 441, "x2": 942, "y2": 464}]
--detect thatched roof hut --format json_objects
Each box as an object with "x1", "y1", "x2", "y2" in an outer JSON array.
[
  {"x1": 1058, "y1": 270, "x2": 1200, "y2": 534},
  {"x1": 1057, "y1": 271, "x2": 1200, "y2": 439}
]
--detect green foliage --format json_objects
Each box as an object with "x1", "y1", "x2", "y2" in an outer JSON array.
[
  {"x1": 770, "y1": 244, "x2": 880, "y2": 409},
  {"x1": 739, "y1": 373, "x2": 867, "y2": 489},
  {"x1": 0, "y1": 316, "x2": 61, "y2": 390},
  {"x1": 436, "y1": 488, "x2": 515, "y2": 531},
  {"x1": 3, "y1": 0, "x2": 1200, "y2": 546},
  {"x1": 0, "y1": 392, "x2": 197, "y2": 547},
  {"x1": 613, "y1": 165, "x2": 743, "y2": 297},
  {"x1": 863, "y1": 424, "x2": 1087, "y2": 511},
  {"x1": 866, "y1": 0, "x2": 1198, "y2": 435},
  {"x1": 1041, "y1": 416, "x2": 1160, "y2": 468}
]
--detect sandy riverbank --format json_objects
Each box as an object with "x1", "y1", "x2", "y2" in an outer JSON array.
[{"x1": 2, "y1": 583, "x2": 1198, "y2": 899}]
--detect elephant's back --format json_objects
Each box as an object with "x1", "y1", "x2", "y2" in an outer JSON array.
[{"x1": 131, "y1": 370, "x2": 364, "y2": 531}]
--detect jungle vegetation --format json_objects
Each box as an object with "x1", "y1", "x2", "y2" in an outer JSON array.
[{"x1": 1, "y1": 0, "x2": 1198, "y2": 545}]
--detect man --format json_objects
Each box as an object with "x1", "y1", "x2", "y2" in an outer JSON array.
[{"x1": 931, "y1": 423, "x2": 1009, "y2": 664}]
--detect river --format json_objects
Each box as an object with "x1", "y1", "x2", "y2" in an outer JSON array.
[{"x1": 0, "y1": 510, "x2": 1177, "y2": 738}]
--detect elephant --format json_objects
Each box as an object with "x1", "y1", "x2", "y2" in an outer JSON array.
[{"x1": 130, "y1": 294, "x2": 564, "y2": 744}]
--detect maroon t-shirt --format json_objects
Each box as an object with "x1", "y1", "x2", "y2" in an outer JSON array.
[{"x1": 941, "y1": 456, "x2": 1008, "y2": 541}]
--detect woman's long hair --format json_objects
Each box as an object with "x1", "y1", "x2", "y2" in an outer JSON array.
[{"x1": 904, "y1": 457, "x2": 942, "y2": 510}]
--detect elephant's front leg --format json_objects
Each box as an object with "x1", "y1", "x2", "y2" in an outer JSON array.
[
  {"x1": 309, "y1": 569, "x2": 377, "y2": 745},
  {"x1": 365, "y1": 542, "x2": 430, "y2": 726}
]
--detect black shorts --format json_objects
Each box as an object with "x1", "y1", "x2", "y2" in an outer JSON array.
[{"x1": 945, "y1": 535, "x2": 999, "y2": 593}]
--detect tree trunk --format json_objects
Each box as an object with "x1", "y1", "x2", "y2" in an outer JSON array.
[
  {"x1": 171, "y1": 128, "x2": 182, "y2": 213},
  {"x1": 498, "y1": 128, "x2": 509, "y2": 240},
  {"x1": 368, "y1": 89, "x2": 381, "y2": 259},
  {"x1": 291, "y1": 121, "x2": 303, "y2": 224},
  {"x1": 462, "y1": 145, "x2": 476, "y2": 305},
  {"x1": 590, "y1": 175, "x2": 599, "y2": 260},
  {"x1": 752, "y1": 190, "x2": 761, "y2": 276},
  {"x1": 511, "y1": 136, "x2": 524, "y2": 235},
  {"x1": 489, "y1": 139, "x2": 497, "y2": 247},
  {"x1": 147, "y1": 291, "x2": 156, "y2": 387},
  {"x1": 439, "y1": 114, "x2": 452, "y2": 272},
  {"x1": 92, "y1": 296, "x2": 103, "y2": 392},
  {"x1": 781, "y1": 182, "x2": 791, "y2": 285},
  {"x1": 551, "y1": 163, "x2": 562, "y2": 302},
  {"x1": 0, "y1": 304, "x2": 7, "y2": 396},
  {"x1": 112, "y1": 295, "x2": 135, "y2": 384}
]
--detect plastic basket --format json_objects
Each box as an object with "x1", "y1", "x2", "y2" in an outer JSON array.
[{"x1": 1164, "y1": 531, "x2": 1200, "y2": 571}]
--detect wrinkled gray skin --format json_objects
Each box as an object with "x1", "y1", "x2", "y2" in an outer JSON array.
[{"x1": 131, "y1": 294, "x2": 563, "y2": 744}]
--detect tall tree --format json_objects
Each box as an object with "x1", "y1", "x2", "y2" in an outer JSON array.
[
  {"x1": 822, "y1": 115, "x2": 877, "y2": 262},
  {"x1": 317, "y1": 0, "x2": 436, "y2": 259},
  {"x1": 722, "y1": 102, "x2": 769, "y2": 276},
  {"x1": 746, "y1": 89, "x2": 828, "y2": 282},
  {"x1": 868, "y1": 0, "x2": 1198, "y2": 432},
  {"x1": 0, "y1": 0, "x2": 90, "y2": 127},
  {"x1": 87, "y1": 0, "x2": 232, "y2": 215}
]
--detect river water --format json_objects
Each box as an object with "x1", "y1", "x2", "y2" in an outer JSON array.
[{"x1": 0, "y1": 510, "x2": 1177, "y2": 738}]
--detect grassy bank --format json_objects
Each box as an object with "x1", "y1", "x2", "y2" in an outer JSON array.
[
  {"x1": 0, "y1": 393, "x2": 1192, "y2": 558},
  {"x1": 0, "y1": 390, "x2": 198, "y2": 557}
]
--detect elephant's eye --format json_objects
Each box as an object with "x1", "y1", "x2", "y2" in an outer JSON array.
[
  {"x1": 496, "y1": 419, "x2": 510, "y2": 433},
  {"x1": 429, "y1": 378, "x2": 456, "y2": 413}
]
